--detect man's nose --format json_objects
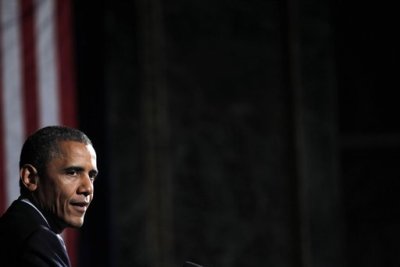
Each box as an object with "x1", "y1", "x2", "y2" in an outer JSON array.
[{"x1": 78, "y1": 174, "x2": 94, "y2": 196}]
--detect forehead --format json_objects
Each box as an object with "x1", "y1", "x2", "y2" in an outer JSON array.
[{"x1": 53, "y1": 140, "x2": 96, "y2": 161}]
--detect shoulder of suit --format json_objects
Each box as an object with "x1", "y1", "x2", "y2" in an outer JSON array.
[
  {"x1": 0, "y1": 199, "x2": 48, "y2": 242},
  {"x1": 0, "y1": 201, "x2": 70, "y2": 266}
]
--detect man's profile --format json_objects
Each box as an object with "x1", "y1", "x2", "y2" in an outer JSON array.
[{"x1": 0, "y1": 125, "x2": 98, "y2": 266}]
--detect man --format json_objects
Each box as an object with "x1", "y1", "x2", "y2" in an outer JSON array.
[{"x1": 0, "y1": 125, "x2": 98, "y2": 266}]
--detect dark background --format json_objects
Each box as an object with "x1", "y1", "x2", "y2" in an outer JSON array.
[{"x1": 72, "y1": 1, "x2": 400, "y2": 267}]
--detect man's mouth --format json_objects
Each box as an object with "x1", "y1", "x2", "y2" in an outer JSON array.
[{"x1": 70, "y1": 201, "x2": 89, "y2": 213}]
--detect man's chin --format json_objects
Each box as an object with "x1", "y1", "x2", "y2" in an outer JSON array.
[{"x1": 65, "y1": 217, "x2": 85, "y2": 229}]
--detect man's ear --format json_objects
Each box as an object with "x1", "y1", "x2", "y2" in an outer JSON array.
[{"x1": 20, "y1": 164, "x2": 39, "y2": 192}]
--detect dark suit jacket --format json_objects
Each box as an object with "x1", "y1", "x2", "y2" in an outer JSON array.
[{"x1": 0, "y1": 199, "x2": 71, "y2": 267}]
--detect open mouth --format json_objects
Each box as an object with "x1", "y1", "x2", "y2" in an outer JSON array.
[{"x1": 70, "y1": 202, "x2": 89, "y2": 213}]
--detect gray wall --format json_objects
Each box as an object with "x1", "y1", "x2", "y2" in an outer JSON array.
[{"x1": 73, "y1": 1, "x2": 399, "y2": 267}]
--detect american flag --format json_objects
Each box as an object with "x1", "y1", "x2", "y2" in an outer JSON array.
[{"x1": 0, "y1": 0, "x2": 78, "y2": 265}]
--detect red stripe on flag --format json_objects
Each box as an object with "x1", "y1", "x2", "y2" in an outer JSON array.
[
  {"x1": 21, "y1": 0, "x2": 39, "y2": 135},
  {"x1": 56, "y1": 0, "x2": 77, "y2": 127}
]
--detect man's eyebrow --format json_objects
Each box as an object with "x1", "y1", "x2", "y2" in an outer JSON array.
[
  {"x1": 64, "y1": 166, "x2": 97, "y2": 174},
  {"x1": 64, "y1": 166, "x2": 84, "y2": 171}
]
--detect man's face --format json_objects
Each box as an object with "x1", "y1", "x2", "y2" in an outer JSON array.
[{"x1": 36, "y1": 141, "x2": 98, "y2": 228}]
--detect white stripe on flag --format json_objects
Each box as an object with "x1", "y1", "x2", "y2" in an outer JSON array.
[
  {"x1": 0, "y1": 0, "x2": 25, "y2": 206},
  {"x1": 35, "y1": 0, "x2": 60, "y2": 127}
]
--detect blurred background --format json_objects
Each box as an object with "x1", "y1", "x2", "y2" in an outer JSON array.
[{"x1": 1, "y1": 0, "x2": 399, "y2": 266}]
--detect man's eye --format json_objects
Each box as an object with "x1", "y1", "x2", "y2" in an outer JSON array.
[
  {"x1": 89, "y1": 171, "x2": 98, "y2": 182},
  {"x1": 66, "y1": 170, "x2": 78, "y2": 176}
]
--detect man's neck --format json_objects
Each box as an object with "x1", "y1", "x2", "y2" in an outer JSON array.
[{"x1": 19, "y1": 196, "x2": 66, "y2": 234}]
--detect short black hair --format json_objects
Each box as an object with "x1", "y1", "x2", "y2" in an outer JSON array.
[{"x1": 19, "y1": 125, "x2": 93, "y2": 195}]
